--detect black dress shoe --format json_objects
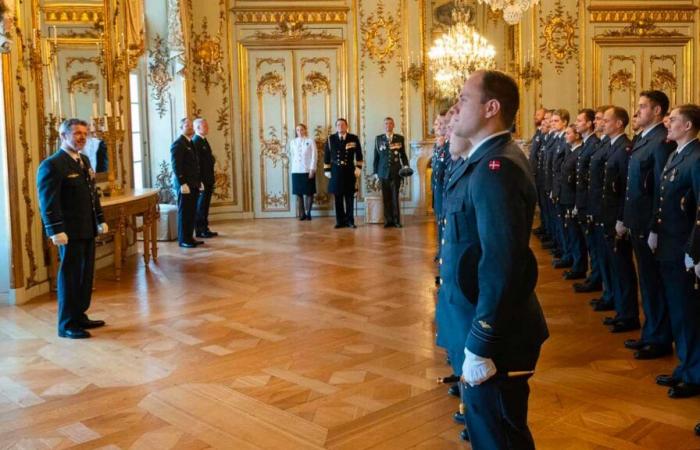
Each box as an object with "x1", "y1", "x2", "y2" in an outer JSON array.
[
  {"x1": 589, "y1": 297, "x2": 602, "y2": 306},
  {"x1": 459, "y1": 429, "x2": 470, "y2": 442},
  {"x1": 552, "y1": 251, "x2": 563, "y2": 259},
  {"x1": 348, "y1": 223, "x2": 357, "y2": 229},
  {"x1": 394, "y1": 223, "x2": 402, "y2": 228},
  {"x1": 634, "y1": 344, "x2": 673, "y2": 360},
  {"x1": 541, "y1": 241, "x2": 555, "y2": 249},
  {"x1": 602, "y1": 316, "x2": 620, "y2": 326},
  {"x1": 334, "y1": 224, "x2": 345, "y2": 229},
  {"x1": 694, "y1": 423, "x2": 700, "y2": 436},
  {"x1": 553, "y1": 259, "x2": 573, "y2": 269},
  {"x1": 593, "y1": 301, "x2": 615, "y2": 312},
  {"x1": 453, "y1": 411, "x2": 465, "y2": 424},
  {"x1": 610, "y1": 320, "x2": 641, "y2": 333},
  {"x1": 435, "y1": 276, "x2": 441, "y2": 286},
  {"x1": 58, "y1": 328, "x2": 91, "y2": 339},
  {"x1": 669, "y1": 382, "x2": 700, "y2": 399},
  {"x1": 179, "y1": 242, "x2": 197, "y2": 248},
  {"x1": 624, "y1": 339, "x2": 646, "y2": 350},
  {"x1": 79, "y1": 319, "x2": 105, "y2": 329},
  {"x1": 384, "y1": 222, "x2": 394, "y2": 228},
  {"x1": 196, "y1": 231, "x2": 218, "y2": 238},
  {"x1": 656, "y1": 374, "x2": 680, "y2": 387},
  {"x1": 575, "y1": 282, "x2": 602, "y2": 293},
  {"x1": 563, "y1": 271, "x2": 587, "y2": 280},
  {"x1": 447, "y1": 384, "x2": 460, "y2": 397}
]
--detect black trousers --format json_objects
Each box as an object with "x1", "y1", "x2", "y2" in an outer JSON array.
[
  {"x1": 57, "y1": 238, "x2": 95, "y2": 332},
  {"x1": 195, "y1": 184, "x2": 214, "y2": 234},
  {"x1": 381, "y1": 176, "x2": 401, "y2": 225},
  {"x1": 463, "y1": 375, "x2": 535, "y2": 450},
  {"x1": 177, "y1": 188, "x2": 197, "y2": 244},
  {"x1": 334, "y1": 192, "x2": 355, "y2": 226}
]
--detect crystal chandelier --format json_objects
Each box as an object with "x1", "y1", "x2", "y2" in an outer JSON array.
[
  {"x1": 427, "y1": 0, "x2": 496, "y2": 100},
  {"x1": 477, "y1": 0, "x2": 540, "y2": 25}
]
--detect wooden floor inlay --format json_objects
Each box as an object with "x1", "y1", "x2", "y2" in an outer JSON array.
[{"x1": 1, "y1": 217, "x2": 699, "y2": 449}]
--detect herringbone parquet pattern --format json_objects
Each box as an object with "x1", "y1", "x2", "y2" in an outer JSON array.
[{"x1": 1, "y1": 217, "x2": 699, "y2": 449}]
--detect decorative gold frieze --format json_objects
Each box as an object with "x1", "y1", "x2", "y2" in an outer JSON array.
[
  {"x1": 361, "y1": 0, "x2": 400, "y2": 75},
  {"x1": 539, "y1": 0, "x2": 578, "y2": 74},
  {"x1": 588, "y1": 6, "x2": 697, "y2": 23},
  {"x1": 44, "y1": 6, "x2": 104, "y2": 24},
  {"x1": 67, "y1": 71, "x2": 99, "y2": 95},
  {"x1": 147, "y1": 34, "x2": 172, "y2": 119},
  {"x1": 251, "y1": 22, "x2": 337, "y2": 41},
  {"x1": 233, "y1": 8, "x2": 348, "y2": 24},
  {"x1": 401, "y1": 63, "x2": 424, "y2": 90},
  {"x1": 66, "y1": 56, "x2": 102, "y2": 69},
  {"x1": 600, "y1": 21, "x2": 684, "y2": 38}
]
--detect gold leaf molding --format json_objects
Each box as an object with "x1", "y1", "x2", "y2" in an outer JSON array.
[
  {"x1": 44, "y1": 6, "x2": 104, "y2": 24},
  {"x1": 232, "y1": 7, "x2": 349, "y2": 24},
  {"x1": 588, "y1": 5, "x2": 697, "y2": 23}
]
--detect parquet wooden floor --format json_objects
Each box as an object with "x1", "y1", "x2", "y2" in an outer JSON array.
[{"x1": 1, "y1": 216, "x2": 700, "y2": 449}]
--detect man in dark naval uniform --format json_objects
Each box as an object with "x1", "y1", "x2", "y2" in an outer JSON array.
[
  {"x1": 652, "y1": 104, "x2": 700, "y2": 399},
  {"x1": 37, "y1": 118, "x2": 108, "y2": 339},
  {"x1": 324, "y1": 118, "x2": 364, "y2": 228},
  {"x1": 373, "y1": 117, "x2": 409, "y2": 228},
  {"x1": 193, "y1": 118, "x2": 218, "y2": 239},
  {"x1": 432, "y1": 110, "x2": 452, "y2": 260},
  {"x1": 445, "y1": 70, "x2": 548, "y2": 449},
  {"x1": 171, "y1": 117, "x2": 202, "y2": 248},
  {"x1": 619, "y1": 91, "x2": 675, "y2": 359}
]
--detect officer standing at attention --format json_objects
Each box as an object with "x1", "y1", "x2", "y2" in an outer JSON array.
[
  {"x1": 446, "y1": 70, "x2": 548, "y2": 449},
  {"x1": 37, "y1": 119, "x2": 108, "y2": 339},
  {"x1": 529, "y1": 108, "x2": 547, "y2": 237},
  {"x1": 600, "y1": 106, "x2": 639, "y2": 332},
  {"x1": 171, "y1": 117, "x2": 203, "y2": 248},
  {"x1": 324, "y1": 118, "x2": 363, "y2": 228},
  {"x1": 572, "y1": 109, "x2": 601, "y2": 293},
  {"x1": 193, "y1": 118, "x2": 218, "y2": 239},
  {"x1": 431, "y1": 110, "x2": 450, "y2": 258},
  {"x1": 549, "y1": 110, "x2": 572, "y2": 268},
  {"x1": 650, "y1": 104, "x2": 700, "y2": 398},
  {"x1": 373, "y1": 117, "x2": 409, "y2": 228},
  {"x1": 618, "y1": 91, "x2": 675, "y2": 359}
]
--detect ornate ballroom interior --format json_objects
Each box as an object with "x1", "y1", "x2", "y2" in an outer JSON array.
[{"x1": 0, "y1": 0, "x2": 699, "y2": 448}]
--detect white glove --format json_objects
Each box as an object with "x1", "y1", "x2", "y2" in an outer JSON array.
[
  {"x1": 181, "y1": 184, "x2": 190, "y2": 194},
  {"x1": 685, "y1": 253, "x2": 695, "y2": 270},
  {"x1": 647, "y1": 232, "x2": 658, "y2": 252},
  {"x1": 572, "y1": 206, "x2": 578, "y2": 217},
  {"x1": 98, "y1": 222, "x2": 108, "y2": 235},
  {"x1": 615, "y1": 220, "x2": 628, "y2": 237},
  {"x1": 324, "y1": 171, "x2": 331, "y2": 179},
  {"x1": 373, "y1": 173, "x2": 379, "y2": 181},
  {"x1": 199, "y1": 182, "x2": 204, "y2": 191},
  {"x1": 462, "y1": 347, "x2": 497, "y2": 387},
  {"x1": 354, "y1": 167, "x2": 361, "y2": 178},
  {"x1": 695, "y1": 263, "x2": 700, "y2": 279},
  {"x1": 50, "y1": 232, "x2": 68, "y2": 246}
]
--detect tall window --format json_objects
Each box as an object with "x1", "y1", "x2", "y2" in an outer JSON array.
[{"x1": 130, "y1": 72, "x2": 145, "y2": 190}]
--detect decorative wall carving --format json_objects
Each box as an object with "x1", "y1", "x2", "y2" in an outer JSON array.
[
  {"x1": 600, "y1": 21, "x2": 684, "y2": 38},
  {"x1": 167, "y1": 0, "x2": 185, "y2": 72},
  {"x1": 233, "y1": 8, "x2": 349, "y2": 24},
  {"x1": 361, "y1": 0, "x2": 401, "y2": 75},
  {"x1": 66, "y1": 56, "x2": 102, "y2": 70},
  {"x1": 252, "y1": 22, "x2": 337, "y2": 41},
  {"x1": 588, "y1": 6, "x2": 697, "y2": 23},
  {"x1": 539, "y1": 0, "x2": 578, "y2": 74},
  {"x1": 191, "y1": 17, "x2": 224, "y2": 95},
  {"x1": 147, "y1": 34, "x2": 172, "y2": 119},
  {"x1": 0, "y1": 0, "x2": 14, "y2": 53},
  {"x1": 67, "y1": 71, "x2": 99, "y2": 95},
  {"x1": 43, "y1": 5, "x2": 103, "y2": 24}
]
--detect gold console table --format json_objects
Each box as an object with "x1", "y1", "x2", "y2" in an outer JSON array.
[{"x1": 100, "y1": 188, "x2": 160, "y2": 280}]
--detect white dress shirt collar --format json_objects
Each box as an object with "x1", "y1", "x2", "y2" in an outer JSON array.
[{"x1": 466, "y1": 130, "x2": 511, "y2": 160}]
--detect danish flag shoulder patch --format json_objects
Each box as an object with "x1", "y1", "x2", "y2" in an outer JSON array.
[{"x1": 488, "y1": 159, "x2": 501, "y2": 171}]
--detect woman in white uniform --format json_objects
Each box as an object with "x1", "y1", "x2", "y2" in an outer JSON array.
[{"x1": 289, "y1": 123, "x2": 317, "y2": 220}]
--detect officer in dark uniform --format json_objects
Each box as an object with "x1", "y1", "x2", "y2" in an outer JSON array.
[
  {"x1": 558, "y1": 124, "x2": 588, "y2": 278},
  {"x1": 619, "y1": 91, "x2": 675, "y2": 359},
  {"x1": 550, "y1": 110, "x2": 572, "y2": 268},
  {"x1": 572, "y1": 109, "x2": 601, "y2": 290},
  {"x1": 588, "y1": 113, "x2": 615, "y2": 312},
  {"x1": 536, "y1": 112, "x2": 554, "y2": 246},
  {"x1": 324, "y1": 118, "x2": 364, "y2": 228},
  {"x1": 652, "y1": 104, "x2": 700, "y2": 398},
  {"x1": 446, "y1": 70, "x2": 548, "y2": 449},
  {"x1": 193, "y1": 118, "x2": 218, "y2": 239},
  {"x1": 600, "y1": 106, "x2": 639, "y2": 332},
  {"x1": 37, "y1": 118, "x2": 108, "y2": 339},
  {"x1": 529, "y1": 108, "x2": 546, "y2": 237},
  {"x1": 431, "y1": 112, "x2": 451, "y2": 257},
  {"x1": 171, "y1": 117, "x2": 202, "y2": 248},
  {"x1": 542, "y1": 119, "x2": 562, "y2": 256},
  {"x1": 373, "y1": 117, "x2": 409, "y2": 227}
]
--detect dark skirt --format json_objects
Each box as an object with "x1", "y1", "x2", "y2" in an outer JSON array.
[{"x1": 292, "y1": 173, "x2": 316, "y2": 195}]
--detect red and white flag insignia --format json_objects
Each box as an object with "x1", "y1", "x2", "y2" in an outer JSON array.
[{"x1": 488, "y1": 160, "x2": 501, "y2": 171}]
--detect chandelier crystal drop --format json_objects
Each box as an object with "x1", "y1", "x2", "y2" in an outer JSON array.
[
  {"x1": 477, "y1": 0, "x2": 540, "y2": 25},
  {"x1": 427, "y1": 0, "x2": 496, "y2": 100}
]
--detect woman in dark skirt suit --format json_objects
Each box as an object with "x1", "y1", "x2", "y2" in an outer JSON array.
[{"x1": 289, "y1": 123, "x2": 318, "y2": 220}]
